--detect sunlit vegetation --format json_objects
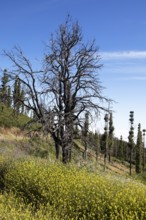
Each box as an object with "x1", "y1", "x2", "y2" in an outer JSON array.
[
  {"x1": 0, "y1": 104, "x2": 30, "y2": 128},
  {"x1": 0, "y1": 154, "x2": 146, "y2": 219}
]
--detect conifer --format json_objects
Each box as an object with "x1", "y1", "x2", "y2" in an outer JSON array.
[
  {"x1": 108, "y1": 113, "x2": 114, "y2": 162},
  {"x1": 13, "y1": 76, "x2": 21, "y2": 115},
  {"x1": 103, "y1": 113, "x2": 108, "y2": 170},
  {"x1": 135, "y1": 123, "x2": 142, "y2": 173},
  {"x1": 142, "y1": 129, "x2": 146, "y2": 172},
  {"x1": 0, "y1": 69, "x2": 9, "y2": 111},
  {"x1": 83, "y1": 112, "x2": 89, "y2": 159},
  {"x1": 128, "y1": 111, "x2": 134, "y2": 175},
  {"x1": 7, "y1": 86, "x2": 12, "y2": 108}
]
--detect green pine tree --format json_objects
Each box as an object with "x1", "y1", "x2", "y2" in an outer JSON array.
[
  {"x1": 83, "y1": 112, "x2": 89, "y2": 159},
  {"x1": 103, "y1": 113, "x2": 108, "y2": 171},
  {"x1": 108, "y1": 113, "x2": 114, "y2": 162},
  {"x1": 0, "y1": 69, "x2": 9, "y2": 111},
  {"x1": 20, "y1": 89, "x2": 25, "y2": 114},
  {"x1": 117, "y1": 135, "x2": 124, "y2": 159},
  {"x1": 135, "y1": 123, "x2": 142, "y2": 173},
  {"x1": 142, "y1": 129, "x2": 146, "y2": 172},
  {"x1": 7, "y1": 86, "x2": 12, "y2": 108},
  {"x1": 128, "y1": 111, "x2": 134, "y2": 175},
  {"x1": 95, "y1": 131, "x2": 100, "y2": 162},
  {"x1": 13, "y1": 76, "x2": 21, "y2": 115}
]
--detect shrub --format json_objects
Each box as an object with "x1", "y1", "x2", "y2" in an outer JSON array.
[{"x1": 1, "y1": 157, "x2": 146, "y2": 219}]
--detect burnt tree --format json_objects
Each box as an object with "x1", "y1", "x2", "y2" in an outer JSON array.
[{"x1": 4, "y1": 17, "x2": 111, "y2": 163}]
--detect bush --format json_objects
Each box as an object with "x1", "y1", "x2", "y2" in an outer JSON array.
[
  {"x1": 0, "y1": 105, "x2": 31, "y2": 128},
  {"x1": 0, "y1": 157, "x2": 146, "y2": 219}
]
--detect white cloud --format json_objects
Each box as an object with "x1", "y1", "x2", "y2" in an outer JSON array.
[
  {"x1": 101, "y1": 51, "x2": 146, "y2": 60},
  {"x1": 103, "y1": 65, "x2": 146, "y2": 75},
  {"x1": 117, "y1": 76, "x2": 146, "y2": 81}
]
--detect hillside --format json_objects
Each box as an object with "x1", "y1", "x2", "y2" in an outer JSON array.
[
  {"x1": 0, "y1": 127, "x2": 132, "y2": 176},
  {"x1": 0, "y1": 128, "x2": 146, "y2": 219},
  {"x1": 73, "y1": 139, "x2": 132, "y2": 175}
]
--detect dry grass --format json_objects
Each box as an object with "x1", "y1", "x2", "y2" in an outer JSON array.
[
  {"x1": 0, "y1": 128, "x2": 135, "y2": 176},
  {"x1": 73, "y1": 139, "x2": 134, "y2": 176},
  {"x1": 0, "y1": 127, "x2": 26, "y2": 141}
]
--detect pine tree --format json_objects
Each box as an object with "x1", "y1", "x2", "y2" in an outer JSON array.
[
  {"x1": 20, "y1": 89, "x2": 25, "y2": 114},
  {"x1": 95, "y1": 131, "x2": 100, "y2": 162},
  {"x1": 128, "y1": 111, "x2": 134, "y2": 175},
  {"x1": 0, "y1": 69, "x2": 9, "y2": 111},
  {"x1": 13, "y1": 76, "x2": 18, "y2": 112},
  {"x1": 17, "y1": 78, "x2": 21, "y2": 112},
  {"x1": 83, "y1": 112, "x2": 89, "y2": 159},
  {"x1": 108, "y1": 113, "x2": 114, "y2": 162},
  {"x1": 7, "y1": 86, "x2": 12, "y2": 108},
  {"x1": 13, "y1": 76, "x2": 21, "y2": 115},
  {"x1": 135, "y1": 123, "x2": 142, "y2": 173},
  {"x1": 142, "y1": 129, "x2": 146, "y2": 172},
  {"x1": 103, "y1": 113, "x2": 108, "y2": 171},
  {"x1": 117, "y1": 136, "x2": 123, "y2": 159}
]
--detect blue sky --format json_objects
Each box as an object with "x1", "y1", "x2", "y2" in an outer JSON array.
[{"x1": 1, "y1": 0, "x2": 146, "y2": 140}]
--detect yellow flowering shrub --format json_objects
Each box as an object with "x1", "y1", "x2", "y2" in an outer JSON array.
[{"x1": 1, "y1": 156, "x2": 146, "y2": 219}]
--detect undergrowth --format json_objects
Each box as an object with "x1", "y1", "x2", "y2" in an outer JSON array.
[{"x1": 0, "y1": 155, "x2": 146, "y2": 219}]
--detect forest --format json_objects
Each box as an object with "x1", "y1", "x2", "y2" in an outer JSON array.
[{"x1": 0, "y1": 17, "x2": 146, "y2": 219}]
